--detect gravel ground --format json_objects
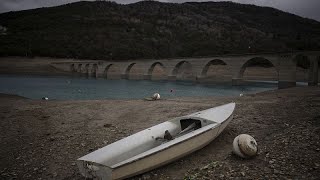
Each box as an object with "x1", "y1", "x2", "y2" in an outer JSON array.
[{"x1": 0, "y1": 86, "x2": 319, "y2": 180}]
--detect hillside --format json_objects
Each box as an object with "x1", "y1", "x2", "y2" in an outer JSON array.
[{"x1": 0, "y1": 1, "x2": 320, "y2": 60}]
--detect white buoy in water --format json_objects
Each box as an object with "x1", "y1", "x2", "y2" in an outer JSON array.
[
  {"x1": 152, "y1": 93, "x2": 160, "y2": 100},
  {"x1": 233, "y1": 134, "x2": 257, "y2": 158},
  {"x1": 42, "y1": 97, "x2": 49, "y2": 101}
]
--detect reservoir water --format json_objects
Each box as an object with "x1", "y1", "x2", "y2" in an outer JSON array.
[{"x1": 0, "y1": 74, "x2": 278, "y2": 100}]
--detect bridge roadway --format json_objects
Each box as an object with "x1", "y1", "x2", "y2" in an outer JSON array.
[{"x1": 52, "y1": 51, "x2": 320, "y2": 89}]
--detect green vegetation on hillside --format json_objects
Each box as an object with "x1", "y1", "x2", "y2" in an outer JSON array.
[{"x1": 0, "y1": 1, "x2": 320, "y2": 60}]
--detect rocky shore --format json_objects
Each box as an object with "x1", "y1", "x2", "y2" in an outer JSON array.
[{"x1": 0, "y1": 87, "x2": 319, "y2": 179}]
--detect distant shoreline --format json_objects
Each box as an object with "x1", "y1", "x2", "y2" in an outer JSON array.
[
  {"x1": 0, "y1": 93, "x2": 28, "y2": 99},
  {"x1": 0, "y1": 57, "x2": 73, "y2": 76}
]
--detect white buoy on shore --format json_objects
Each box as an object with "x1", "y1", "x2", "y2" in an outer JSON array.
[
  {"x1": 232, "y1": 134, "x2": 257, "y2": 158},
  {"x1": 152, "y1": 93, "x2": 160, "y2": 100}
]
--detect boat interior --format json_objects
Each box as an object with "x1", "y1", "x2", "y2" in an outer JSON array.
[
  {"x1": 79, "y1": 117, "x2": 218, "y2": 171},
  {"x1": 158, "y1": 118, "x2": 203, "y2": 140}
]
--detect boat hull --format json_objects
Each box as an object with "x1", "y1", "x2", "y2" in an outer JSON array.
[
  {"x1": 77, "y1": 103, "x2": 235, "y2": 179},
  {"x1": 112, "y1": 114, "x2": 233, "y2": 179}
]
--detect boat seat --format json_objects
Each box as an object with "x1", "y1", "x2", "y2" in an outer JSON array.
[{"x1": 156, "y1": 130, "x2": 174, "y2": 142}]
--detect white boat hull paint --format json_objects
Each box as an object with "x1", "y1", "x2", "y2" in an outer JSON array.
[{"x1": 77, "y1": 102, "x2": 235, "y2": 179}]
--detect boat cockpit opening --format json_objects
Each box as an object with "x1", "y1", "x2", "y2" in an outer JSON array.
[
  {"x1": 180, "y1": 119, "x2": 202, "y2": 131},
  {"x1": 175, "y1": 119, "x2": 202, "y2": 137}
]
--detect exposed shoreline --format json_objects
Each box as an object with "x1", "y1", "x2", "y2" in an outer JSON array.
[
  {"x1": 0, "y1": 86, "x2": 319, "y2": 179},
  {"x1": 0, "y1": 57, "x2": 73, "y2": 76}
]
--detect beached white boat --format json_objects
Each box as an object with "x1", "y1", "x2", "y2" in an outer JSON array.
[{"x1": 77, "y1": 102, "x2": 236, "y2": 179}]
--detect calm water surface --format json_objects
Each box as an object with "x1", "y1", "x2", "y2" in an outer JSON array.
[{"x1": 0, "y1": 75, "x2": 278, "y2": 100}]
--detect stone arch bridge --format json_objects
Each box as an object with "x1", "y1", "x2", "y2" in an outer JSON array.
[{"x1": 52, "y1": 51, "x2": 320, "y2": 89}]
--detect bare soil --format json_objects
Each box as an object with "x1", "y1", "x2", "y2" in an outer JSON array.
[{"x1": 0, "y1": 87, "x2": 320, "y2": 180}]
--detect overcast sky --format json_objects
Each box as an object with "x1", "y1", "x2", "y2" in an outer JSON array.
[{"x1": 0, "y1": 0, "x2": 319, "y2": 22}]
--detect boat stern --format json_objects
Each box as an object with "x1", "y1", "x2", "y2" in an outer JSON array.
[{"x1": 77, "y1": 160, "x2": 113, "y2": 179}]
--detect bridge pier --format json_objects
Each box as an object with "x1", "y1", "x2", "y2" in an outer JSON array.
[
  {"x1": 308, "y1": 57, "x2": 318, "y2": 86},
  {"x1": 232, "y1": 78, "x2": 244, "y2": 86},
  {"x1": 167, "y1": 75, "x2": 176, "y2": 81},
  {"x1": 91, "y1": 71, "x2": 97, "y2": 78},
  {"x1": 143, "y1": 74, "x2": 152, "y2": 80},
  {"x1": 96, "y1": 68, "x2": 105, "y2": 78},
  {"x1": 278, "y1": 55, "x2": 296, "y2": 89},
  {"x1": 71, "y1": 70, "x2": 78, "y2": 77},
  {"x1": 278, "y1": 81, "x2": 296, "y2": 89},
  {"x1": 195, "y1": 76, "x2": 204, "y2": 83},
  {"x1": 79, "y1": 66, "x2": 86, "y2": 77},
  {"x1": 86, "y1": 65, "x2": 92, "y2": 78},
  {"x1": 121, "y1": 74, "x2": 128, "y2": 79}
]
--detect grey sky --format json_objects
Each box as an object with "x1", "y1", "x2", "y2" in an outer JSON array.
[{"x1": 0, "y1": 0, "x2": 319, "y2": 22}]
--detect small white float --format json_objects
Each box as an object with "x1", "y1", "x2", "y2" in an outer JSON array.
[
  {"x1": 152, "y1": 93, "x2": 160, "y2": 100},
  {"x1": 144, "y1": 93, "x2": 160, "y2": 101},
  {"x1": 232, "y1": 134, "x2": 258, "y2": 158},
  {"x1": 42, "y1": 97, "x2": 49, "y2": 100}
]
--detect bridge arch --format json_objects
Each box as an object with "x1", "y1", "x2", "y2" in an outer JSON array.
[
  {"x1": 239, "y1": 57, "x2": 278, "y2": 81},
  {"x1": 104, "y1": 64, "x2": 114, "y2": 79},
  {"x1": 77, "y1": 64, "x2": 82, "y2": 73},
  {"x1": 70, "y1": 64, "x2": 76, "y2": 72},
  {"x1": 201, "y1": 59, "x2": 228, "y2": 76},
  {"x1": 171, "y1": 61, "x2": 194, "y2": 80},
  {"x1": 148, "y1": 62, "x2": 165, "y2": 75},
  {"x1": 147, "y1": 62, "x2": 166, "y2": 80},
  {"x1": 124, "y1": 63, "x2": 136, "y2": 75},
  {"x1": 91, "y1": 64, "x2": 98, "y2": 78},
  {"x1": 122, "y1": 63, "x2": 143, "y2": 79},
  {"x1": 200, "y1": 59, "x2": 230, "y2": 82}
]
